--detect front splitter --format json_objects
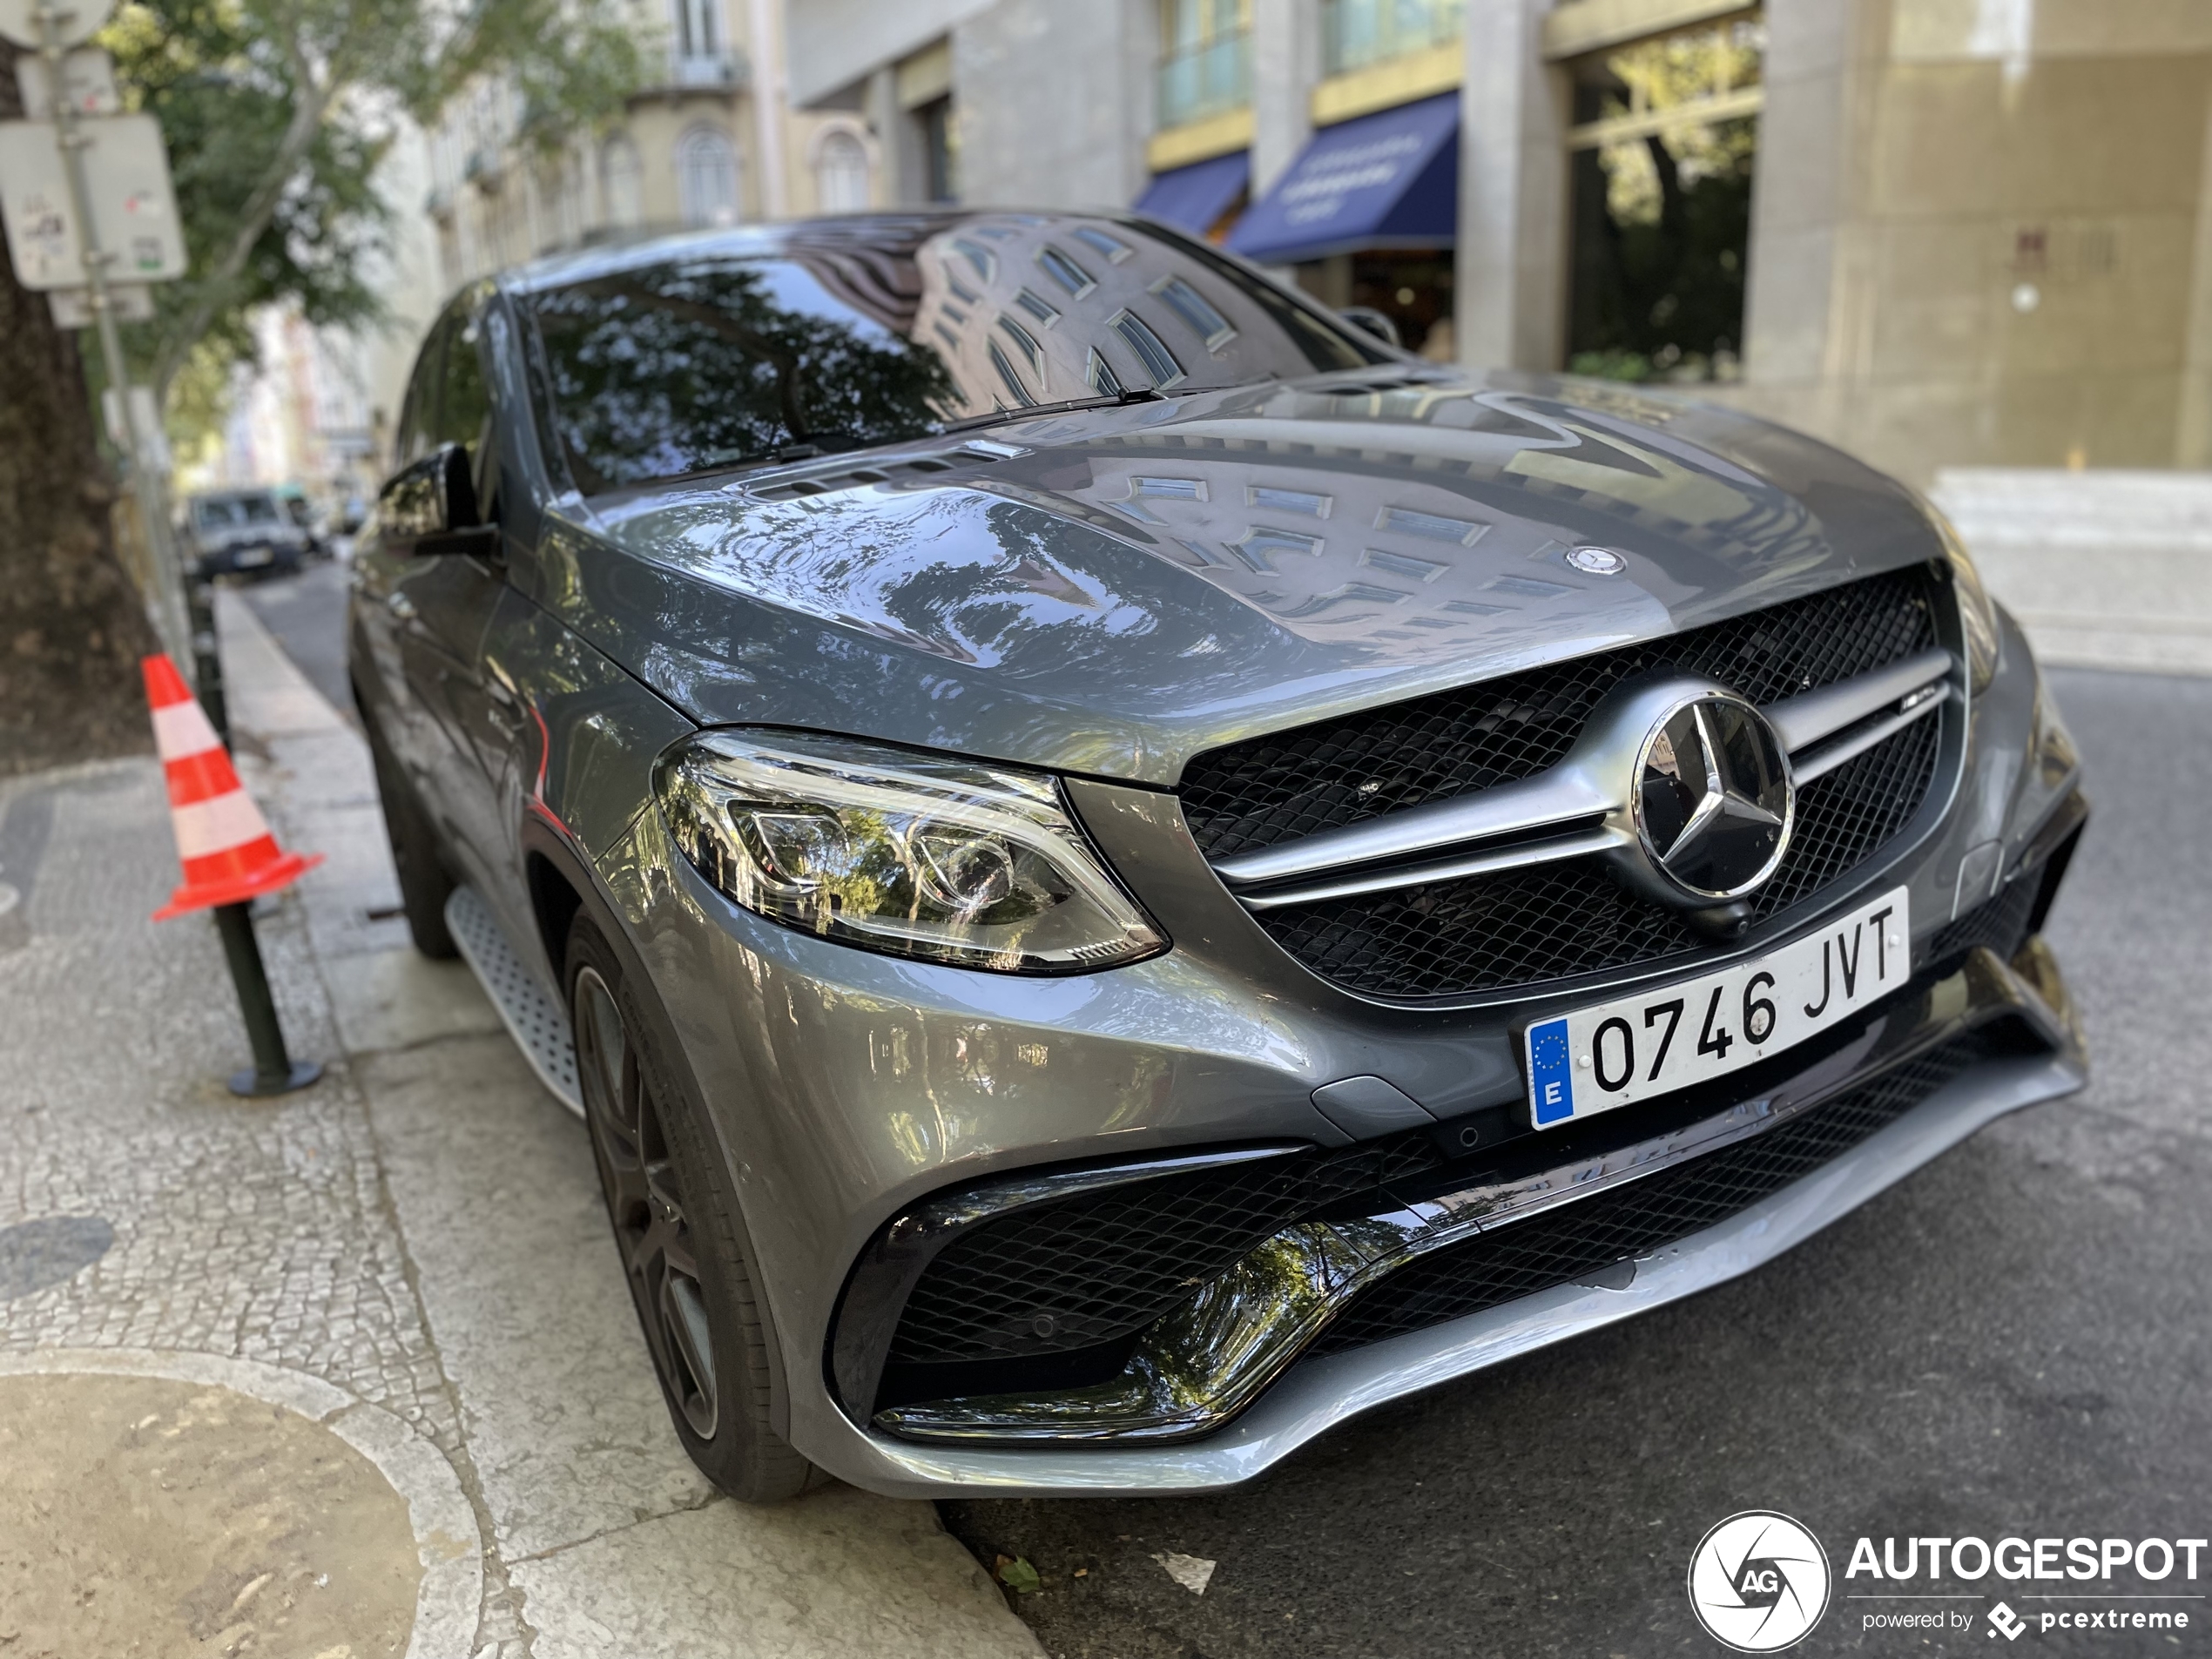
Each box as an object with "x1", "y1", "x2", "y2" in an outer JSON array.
[{"x1": 809, "y1": 1042, "x2": 2082, "y2": 1496}]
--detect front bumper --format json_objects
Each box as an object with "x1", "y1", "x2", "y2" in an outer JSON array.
[
  {"x1": 808, "y1": 928, "x2": 2084, "y2": 1495},
  {"x1": 597, "y1": 604, "x2": 2085, "y2": 1496}
]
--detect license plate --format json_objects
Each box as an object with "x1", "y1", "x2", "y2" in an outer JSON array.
[
  {"x1": 236, "y1": 545, "x2": 273, "y2": 566},
  {"x1": 1524, "y1": 887, "x2": 1911, "y2": 1129}
]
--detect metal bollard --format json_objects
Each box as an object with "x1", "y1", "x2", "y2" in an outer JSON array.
[
  {"x1": 191, "y1": 582, "x2": 320, "y2": 1096},
  {"x1": 186, "y1": 577, "x2": 231, "y2": 744},
  {"x1": 212, "y1": 900, "x2": 322, "y2": 1096}
]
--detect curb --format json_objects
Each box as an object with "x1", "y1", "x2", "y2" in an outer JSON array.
[{"x1": 0, "y1": 1346, "x2": 483, "y2": 1659}]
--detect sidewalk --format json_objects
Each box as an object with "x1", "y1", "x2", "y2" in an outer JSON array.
[
  {"x1": 0, "y1": 594, "x2": 1039, "y2": 1658},
  {"x1": 1933, "y1": 467, "x2": 2212, "y2": 677}
]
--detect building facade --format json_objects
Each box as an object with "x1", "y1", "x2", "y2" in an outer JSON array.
[
  {"x1": 785, "y1": 0, "x2": 2212, "y2": 486},
  {"x1": 421, "y1": 0, "x2": 887, "y2": 294}
]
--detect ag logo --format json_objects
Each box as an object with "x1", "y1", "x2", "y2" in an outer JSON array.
[{"x1": 1687, "y1": 1511, "x2": 1831, "y2": 1651}]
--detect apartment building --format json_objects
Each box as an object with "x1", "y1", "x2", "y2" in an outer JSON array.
[
  {"x1": 784, "y1": 0, "x2": 2212, "y2": 485},
  {"x1": 421, "y1": 0, "x2": 886, "y2": 294}
]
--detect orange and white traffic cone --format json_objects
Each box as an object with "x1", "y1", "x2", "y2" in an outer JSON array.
[
  {"x1": 144, "y1": 652, "x2": 323, "y2": 1096},
  {"x1": 144, "y1": 653, "x2": 321, "y2": 920}
]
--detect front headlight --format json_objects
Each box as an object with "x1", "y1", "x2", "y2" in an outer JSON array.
[
  {"x1": 658, "y1": 730, "x2": 1167, "y2": 974},
  {"x1": 1924, "y1": 502, "x2": 2002, "y2": 693}
]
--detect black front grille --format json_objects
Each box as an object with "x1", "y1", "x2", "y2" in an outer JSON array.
[
  {"x1": 887, "y1": 1135, "x2": 1444, "y2": 1372},
  {"x1": 1307, "y1": 1040, "x2": 1983, "y2": 1358},
  {"x1": 1182, "y1": 569, "x2": 1949, "y2": 999},
  {"x1": 880, "y1": 1021, "x2": 2014, "y2": 1408},
  {"x1": 1927, "y1": 871, "x2": 2042, "y2": 971}
]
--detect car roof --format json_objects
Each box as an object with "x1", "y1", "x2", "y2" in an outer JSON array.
[{"x1": 493, "y1": 210, "x2": 1127, "y2": 299}]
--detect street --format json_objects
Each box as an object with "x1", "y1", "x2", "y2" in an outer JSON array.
[{"x1": 192, "y1": 567, "x2": 2212, "y2": 1655}]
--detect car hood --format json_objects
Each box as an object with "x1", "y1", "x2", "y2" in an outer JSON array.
[{"x1": 542, "y1": 368, "x2": 1945, "y2": 786}]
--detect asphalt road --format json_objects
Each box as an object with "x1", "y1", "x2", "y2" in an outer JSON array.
[{"x1": 232, "y1": 563, "x2": 2210, "y2": 1656}]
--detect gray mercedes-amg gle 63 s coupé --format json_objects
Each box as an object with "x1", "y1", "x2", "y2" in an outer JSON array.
[{"x1": 350, "y1": 211, "x2": 2087, "y2": 1501}]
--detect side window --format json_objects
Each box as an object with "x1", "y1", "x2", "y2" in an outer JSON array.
[
  {"x1": 435, "y1": 312, "x2": 494, "y2": 469},
  {"x1": 392, "y1": 322, "x2": 448, "y2": 474}
]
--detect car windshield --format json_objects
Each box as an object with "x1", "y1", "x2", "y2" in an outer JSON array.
[
  {"x1": 196, "y1": 495, "x2": 280, "y2": 527},
  {"x1": 525, "y1": 214, "x2": 1393, "y2": 494}
]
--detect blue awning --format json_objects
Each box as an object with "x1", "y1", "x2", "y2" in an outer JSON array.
[
  {"x1": 1227, "y1": 91, "x2": 1459, "y2": 265},
  {"x1": 1133, "y1": 151, "x2": 1250, "y2": 237}
]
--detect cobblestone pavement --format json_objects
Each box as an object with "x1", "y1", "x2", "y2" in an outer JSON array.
[
  {"x1": 0, "y1": 596, "x2": 1038, "y2": 1659},
  {"x1": 0, "y1": 757, "x2": 454, "y2": 1441}
]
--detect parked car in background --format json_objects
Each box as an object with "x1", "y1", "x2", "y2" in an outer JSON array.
[
  {"x1": 182, "y1": 488, "x2": 314, "y2": 578},
  {"x1": 273, "y1": 483, "x2": 331, "y2": 559},
  {"x1": 350, "y1": 212, "x2": 2087, "y2": 1505}
]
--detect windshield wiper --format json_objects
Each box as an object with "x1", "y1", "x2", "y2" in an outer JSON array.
[{"x1": 940, "y1": 388, "x2": 1163, "y2": 435}]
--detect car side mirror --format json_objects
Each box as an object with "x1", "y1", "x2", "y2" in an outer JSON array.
[
  {"x1": 1338, "y1": 306, "x2": 1402, "y2": 350},
  {"x1": 377, "y1": 443, "x2": 496, "y2": 556}
]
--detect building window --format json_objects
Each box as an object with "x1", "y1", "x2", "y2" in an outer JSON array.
[
  {"x1": 678, "y1": 124, "x2": 740, "y2": 226},
  {"x1": 601, "y1": 134, "x2": 644, "y2": 228},
  {"x1": 815, "y1": 129, "x2": 871, "y2": 212},
  {"x1": 543, "y1": 158, "x2": 581, "y2": 249},
  {"x1": 674, "y1": 0, "x2": 718, "y2": 60},
  {"x1": 1564, "y1": 14, "x2": 1764, "y2": 383},
  {"x1": 1322, "y1": 0, "x2": 1464, "y2": 78},
  {"x1": 916, "y1": 97, "x2": 956, "y2": 203},
  {"x1": 1157, "y1": 0, "x2": 1250, "y2": 129}
]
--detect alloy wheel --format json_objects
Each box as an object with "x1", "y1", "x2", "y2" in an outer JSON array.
[{"x1": 573, "y1": 965, "x2": 718, "y2": 1439}]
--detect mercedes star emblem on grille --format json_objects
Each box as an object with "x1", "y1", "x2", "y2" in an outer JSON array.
[{"x1": 1633, "y1": 693, "x2": 1796, "y2": 901}]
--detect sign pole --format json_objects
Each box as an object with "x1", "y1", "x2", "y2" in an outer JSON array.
[{"x1": 30, "y1": 0, "x2": 189, "y2": 663}]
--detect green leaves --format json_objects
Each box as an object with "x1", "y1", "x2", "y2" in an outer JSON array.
[
  {"x1": 993, "y1": 1555, "x2": 1042, "y2": 1595},
  {"x1": 96, "y1": 0, "x2": 644, "y2": 426}
]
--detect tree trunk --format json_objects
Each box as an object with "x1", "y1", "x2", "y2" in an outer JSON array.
[{"x1": 0, "y1": 40, "x2": 158, "y2": 779}]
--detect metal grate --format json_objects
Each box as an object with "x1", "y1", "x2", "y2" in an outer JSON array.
[
  {"x1": 1927, "y1": 868, "x2": 2042, "y2": 970},
  {"x1": 887, "y1": 1136, "x2": 1443, "y2": 1370},
  {"x1": 1186, "y1": 570, "x2": 1949, "y2": 1000},
  {"x1": 1306, "y1": 1042, "x2": 1980, "y2": 1357},
  {"x1": 445, "y1": 886, "x2": 582, "y2": 1116},
  {"x1": 1180, "y1": 568, "x2": 1941, "y2": 860}
]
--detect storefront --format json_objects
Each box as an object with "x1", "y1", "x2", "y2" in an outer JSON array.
[
  {"x1": 1132, "y1": 150, "x2": 1251, "y2": 243},
  {"x1": 1560, "y1": 11, "x2": 1763, "y2": 383},
  {"x1": 1224, "y1": 90, "x2": 1460, "y2": 358}
]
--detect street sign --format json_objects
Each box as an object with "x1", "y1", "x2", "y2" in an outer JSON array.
[
  {"x1": 48, "y1": 279, "x2": 152, "y2": 326},
  {"x1": 0, "y1": 114, "x2": 185, "y2": 289},
  {"x1": 15, "y1": 45, "x2": 118, "y2": 118},
  {"x1": 0, "y1": 0, "x2": 111, "y2": 46}
]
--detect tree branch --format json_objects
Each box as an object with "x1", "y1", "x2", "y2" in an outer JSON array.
[{"x1": 149, "y1": 44, "x2": 334, "y2": 398}]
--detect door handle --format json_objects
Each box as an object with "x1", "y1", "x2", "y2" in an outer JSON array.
[{"x1": 386, "y1": 591, "x2": 418, "y2": 622}]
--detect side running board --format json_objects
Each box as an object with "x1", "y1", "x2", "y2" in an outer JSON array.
[{"x1": 443, "y1": 885, "x2": 583, "y2": 1117}]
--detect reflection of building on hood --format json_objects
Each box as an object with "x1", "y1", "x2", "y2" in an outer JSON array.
[
  {"x1": 1027, "y1": 382, "x2": 1826, "y2": 651},
  {"x1": 907, "y1": 215, "x2": 1339, "y2": 418},
  {"x1": 1066, "y1": 442, "x2": 1660, "y2": 652}
]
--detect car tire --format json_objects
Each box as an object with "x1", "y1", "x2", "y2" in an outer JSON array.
[
  {"x1": 566, "y1": 916, "x2": 819, "y2": 1504},
  {"x1": 362, "y1": 706, "x2": 458, "y2": 959}
]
